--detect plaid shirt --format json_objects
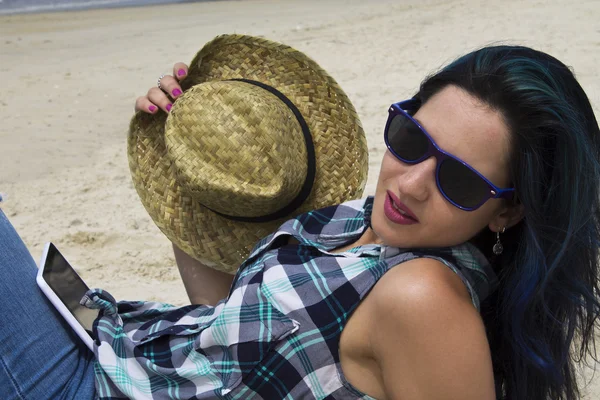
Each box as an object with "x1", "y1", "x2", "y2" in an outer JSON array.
[{"x1": 83, "y1": 197, "x2": 498, "y2": 399}]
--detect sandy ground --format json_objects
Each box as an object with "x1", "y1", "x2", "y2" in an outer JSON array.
[{"x1": 0, "y1": 0, "x2": 598, "y2": 395}]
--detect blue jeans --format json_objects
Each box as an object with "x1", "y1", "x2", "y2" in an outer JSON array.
[{"x1": 0, "y1": 207, "x2": 96, "y2": 399}]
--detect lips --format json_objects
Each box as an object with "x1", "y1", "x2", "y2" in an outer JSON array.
[{"x1": 386, "y1": 190, "x2": 419, "y2": 222}]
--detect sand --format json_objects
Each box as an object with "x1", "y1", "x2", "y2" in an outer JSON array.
[{"x1": 0, "y1": 0, "x2": 598, "y2": 395}]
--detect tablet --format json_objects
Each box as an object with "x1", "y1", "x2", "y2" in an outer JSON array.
[{"x1": 37, "y1": 242, "x2": 98, "y2": 351}]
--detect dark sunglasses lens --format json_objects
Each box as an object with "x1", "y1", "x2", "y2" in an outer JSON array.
[
  {"x1": 438, "y1": 158, "x2": 491, "y2": 209},
  {"x1": 386, "y1": 114, "x2": 429, "y2": 161}
]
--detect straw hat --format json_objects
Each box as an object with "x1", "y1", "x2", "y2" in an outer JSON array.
[{"x1": 128, "y1": 34, "x2": 368, "y2": 273}]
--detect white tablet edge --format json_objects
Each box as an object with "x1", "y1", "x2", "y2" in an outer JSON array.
[{"x1": 36, "y1": 242, "x2": 95, "y2": 352}]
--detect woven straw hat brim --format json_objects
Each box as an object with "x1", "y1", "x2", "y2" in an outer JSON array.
[{"x1": 128, "y1": 34, "x2": 368, "y2": 273}]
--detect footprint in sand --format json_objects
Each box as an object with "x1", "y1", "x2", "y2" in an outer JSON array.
[{"x1": 60, "y1": 231, "x2": 119, "y2": 248}]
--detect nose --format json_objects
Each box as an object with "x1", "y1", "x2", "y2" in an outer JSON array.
[{"x1": 396, "y1": 156, "x2": 437, "y2": 202}]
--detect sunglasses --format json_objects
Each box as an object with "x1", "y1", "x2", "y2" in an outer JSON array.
[{"x1": 384, "y1": 99, "x2": 515, "y2": 211}]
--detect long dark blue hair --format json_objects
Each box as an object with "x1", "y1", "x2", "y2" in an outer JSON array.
[{"x1": 414, "y1": 46, "x2": 600, "y2": 399}]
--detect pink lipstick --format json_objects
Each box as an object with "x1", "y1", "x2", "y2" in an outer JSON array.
[{"x1": 384, "y1": 190, "x2": 419, "y2": 225}]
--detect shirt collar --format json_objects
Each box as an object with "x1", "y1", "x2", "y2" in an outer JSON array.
[{"x1": 244, "y1": 196, "x2": 498, "y2": 299}]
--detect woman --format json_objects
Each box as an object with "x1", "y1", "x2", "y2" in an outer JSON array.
[{"x1": 1, "y1": 42, "x2": 599, "y2": 399}]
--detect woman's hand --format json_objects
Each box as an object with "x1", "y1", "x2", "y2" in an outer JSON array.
[{"x1": 134, "y1": 63, "x2": 189, "y2": 114}]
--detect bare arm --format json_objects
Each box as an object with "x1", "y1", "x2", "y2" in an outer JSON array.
[
  {"x1": 370, "y1": 258, "x2": 496, "y2": 400},
  {"x1": 172, "y1": 244, "x2": 234, "y2": 306},
  {"x1": 133, "y1": 63, "x2": 235, "y2": 305}
]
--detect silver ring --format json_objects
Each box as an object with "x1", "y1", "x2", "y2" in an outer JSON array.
[{"x1": 157, "y1": 74, "x2": 166, "y2": 90}]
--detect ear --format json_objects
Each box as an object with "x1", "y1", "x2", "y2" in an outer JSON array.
[{"x1": 488, "y1": 202, "x2": 525, "y2": 232}]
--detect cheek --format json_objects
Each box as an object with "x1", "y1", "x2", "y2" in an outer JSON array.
[
  {"x1": 433, "y1": 201, "x2": 499, "y2": 242},
  {"x1": 472, "y1": 199, "x2": 506, "y2": 230},
  {"x1": 376, "y1": 152, "x2": 398, "y2": 180},
  {"x1": 418, "y1": 208, "x2": 492, "y2": 247}
]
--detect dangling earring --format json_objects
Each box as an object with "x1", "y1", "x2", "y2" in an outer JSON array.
[{"x1": 493, "y1": 226, "x2": 506, "y2": 255}]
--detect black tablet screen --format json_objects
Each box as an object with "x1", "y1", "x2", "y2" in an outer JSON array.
[{"x1": 42, "y1": 244, "x2": 98, "y2": 334}]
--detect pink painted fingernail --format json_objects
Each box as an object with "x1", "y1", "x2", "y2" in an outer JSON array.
[
  {"x1": 172, "y1": 89, "x2": 182, "y2": 97},
  {"x1": 177, "y1": 69, "x2": 186, "y2": 77},
  {"x1": 148, "y1": 105, "x2": 157, "y2": 112},
  {"x1": 166, "y1": 104, "x2": 172, "y2": 112}
]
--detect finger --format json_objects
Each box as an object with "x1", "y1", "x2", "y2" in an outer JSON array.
[
  {"x1": 147, "y1": 87, "x2": 174, "y2": 113},
  {"x1": 159, "y1": 75, "x2": 183, "y2": 100},
  {"x1": 135, "y1": 96, "x2": 159, "y2": 114},
  {"x1": 173, "y1": 62, "x2": 189, "y2": 81}
]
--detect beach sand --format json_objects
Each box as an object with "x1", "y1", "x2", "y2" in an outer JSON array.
[{"x1": 1, "y1": 0, "x2": 598, "y2": 395}]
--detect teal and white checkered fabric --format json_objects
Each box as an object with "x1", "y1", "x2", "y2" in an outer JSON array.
[{"x1": 83, "y1": 197, "x2": 498, "y2": 399}]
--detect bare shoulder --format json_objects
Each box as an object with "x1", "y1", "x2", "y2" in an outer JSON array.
[
  {"x1": 371, "y1": 256, "x2": 475, "y2": 307},
  {"x1": 366, "y1": 257, "x2": 496, "y2": 400}
]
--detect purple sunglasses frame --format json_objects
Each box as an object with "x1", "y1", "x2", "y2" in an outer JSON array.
[{"x1": 384, "y1": 99, "x2": 515, "y2": 211}]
